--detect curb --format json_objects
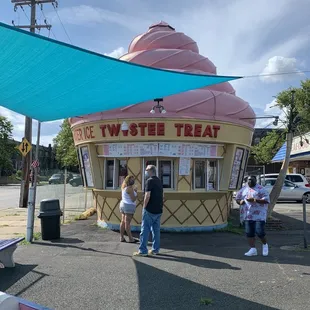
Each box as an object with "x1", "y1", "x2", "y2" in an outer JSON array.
[{"x1": 76, "y1": 207, "x2": 97, "y2": 220}]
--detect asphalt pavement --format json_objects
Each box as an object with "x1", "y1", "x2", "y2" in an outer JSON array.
[{"x1": 1, "y1": 215, "x2": 310, "y2": 310}]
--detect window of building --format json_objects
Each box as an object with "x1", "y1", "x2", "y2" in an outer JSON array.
[
  {"x1": 143, "y1": 158, "x2": 175, "y2": 189},
  {"x1": 104, "y1": 159, "x2": 128, "y2": 189},
  {"x1": 193, "y1": 159, "x2": 219, "y2": 191}
]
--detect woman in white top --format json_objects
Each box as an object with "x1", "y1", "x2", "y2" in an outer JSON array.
[{"x1": 119, "y1": 175, "x2": 138, "y2": 243}]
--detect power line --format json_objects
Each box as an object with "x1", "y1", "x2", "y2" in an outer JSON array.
[
  {"x1": 52, "y1": 2, "x2": 72, "y2": 44},
  {"x1": 243, "y1": 70, "x2": 310, "y2": 79},
  {"x1": 39, "y1": 4, "x2": 57, "y2": 39}
]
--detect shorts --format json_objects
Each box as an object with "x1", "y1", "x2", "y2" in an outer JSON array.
[
  {"x1": 245, "y1": 220, "x2": 266, "y2": 238},
  {"x1": 119, "y1": 201, "x2": 136, "y2": 215}
]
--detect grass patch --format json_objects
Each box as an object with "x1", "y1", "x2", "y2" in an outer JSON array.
[
  {"x1": 19, "y1": 232, "x2": 41, "y2": 245},
  {"x1": 33, "y1": 232, "x2": 41, "y2": 240},
  {"x1": 6, "y1": 213, "x2": 20, "y2": 216},
  {"x1": 214, "y1": 218, "x2": 243, "y2": 235},
  {"x1": 200, "y1": 297, "x2": 213, "y2": 306},
  {"x1": 0, "y1": 224, "x2": 9, "y2": 227}
]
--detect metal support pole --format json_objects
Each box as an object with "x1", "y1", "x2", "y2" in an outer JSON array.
[
  {"x1": 84, "y1": 187, "x2": 88, "y2": 211},
  {"x1": 26, "y1": 121, "x2": 40, "y2": 242},
  {"x1": 302, "y1": 195, "x2": 308, "y2": 249},
  {"x1": 63, "y1": 167, "x2": 67, "y2": 223}
]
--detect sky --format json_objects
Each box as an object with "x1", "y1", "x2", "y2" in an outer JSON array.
[{"x1": 0, "y1": 0, "x2": 309, "y2": 146}]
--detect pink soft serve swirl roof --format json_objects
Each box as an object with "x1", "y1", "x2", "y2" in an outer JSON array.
[{"x1": 69, "y1": 21, "x2": 255, "y2": 128}]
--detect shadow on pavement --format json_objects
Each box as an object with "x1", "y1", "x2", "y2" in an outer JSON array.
[
  {"x1": 272, "y1": 211, "x2": 310, "y2": 230},
  {"x1": 152, "y1": 253, "x2": 241, "y2": 270},
  {"x1": 134, "y1": 259, "x2": 278, "y2": 310},
  {"x1": 0, "y1": 263, "x2": 47, "y2": 296}
]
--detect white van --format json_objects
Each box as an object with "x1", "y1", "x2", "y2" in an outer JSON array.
[{"x1": 260, "y1": 173, "x2": 310, "y2": 188}]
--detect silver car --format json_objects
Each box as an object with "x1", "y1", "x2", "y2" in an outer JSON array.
[{"x1": 262, "y1": 178, "x2": 310, "y2": 203}]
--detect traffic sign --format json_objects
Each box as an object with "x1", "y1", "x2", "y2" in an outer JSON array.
[{"x1": 18, "y1": 138, "x2": 32, "y2": 157}]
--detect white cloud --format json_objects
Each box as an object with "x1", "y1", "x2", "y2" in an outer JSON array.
[
  {"x1": 0, "y1": 106, "x2": 62, "y2": 146},
  {"x1": 260, "y1": 56, "x2": 305, "y2": 83},
  {"x1": 104, "y1": 47, "x2": 126, "y2": 59}
]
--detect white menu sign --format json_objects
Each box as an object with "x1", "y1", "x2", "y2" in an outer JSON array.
[
  {"x1": 102, "y1": 143, "x2": 158, "y2": 157},
  {"x1": 179, "y1": 158, "x2": 191, "y2": 176},
  {"x1": 100, "y1": 142, "x2": 219, "y2": 158},
  {"x1": 229, "y1": 148, "x2": 244, "y2": 189},
  {"x1": 158, "y1": 143, "x2": 218, "y2": 158}
]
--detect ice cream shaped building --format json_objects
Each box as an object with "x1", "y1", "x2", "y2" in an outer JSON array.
[{"x1": 69, "y1": 21, "x2": 255, "y2": 231}]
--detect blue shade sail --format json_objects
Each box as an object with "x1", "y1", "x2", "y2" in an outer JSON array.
[{"x1": 0, "y1": 22, "x2": 241, "y2": 122}]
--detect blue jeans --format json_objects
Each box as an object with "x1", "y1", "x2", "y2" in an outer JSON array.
[
  {"x1": 245, "y1": 220, "x2": 266, "y2": 238},
  {"x1": 139, "y1": 209, "x2": 162, "y2": 254}
]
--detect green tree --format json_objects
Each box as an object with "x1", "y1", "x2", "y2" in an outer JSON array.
[
  {"x1": 0, "y1": 116, "x2": 15, "y2": 174},
  {"x1": 251, "y1": 130, "x2": 286, "y2": 165},
  {"x1": 268, "y1": 79, "x2": 310, "y2": 217},
  {"x1": 53, "y1": 119, "x2": 78, "y2": 167}
]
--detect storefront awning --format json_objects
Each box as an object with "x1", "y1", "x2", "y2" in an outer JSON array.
[
  {"x1": 0, "y1": 22, "x2": 241, "y2": 122},
  {"x1": 272, "y1": 141, "x2": 310, "y2": 162}
]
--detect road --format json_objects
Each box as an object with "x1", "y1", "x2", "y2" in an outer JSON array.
[{"x1": 0, "y1": 184, "x2": 92, "y2": 212}]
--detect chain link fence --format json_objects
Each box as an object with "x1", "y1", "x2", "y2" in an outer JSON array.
[{"x1": 34, "y1": 169, "x2": 93, "y2": 222}]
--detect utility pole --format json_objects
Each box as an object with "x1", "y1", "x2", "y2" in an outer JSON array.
[{"x1": 11, "y1": 0, "x2": 55, "y2": 208}]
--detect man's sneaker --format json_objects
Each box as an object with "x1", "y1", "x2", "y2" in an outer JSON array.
[
  {"x1": 244, "y1": 248, "x2": 257, "y2": 256},
  {"x1": 148, "y1": 250, "x2": 158, "y2": 255},
  {"x1": 133, "y1": 251, "x2": 148, "y2": 257},
  {"x1": 262, "y1": 243, "x2": 269, "y2": 256}
]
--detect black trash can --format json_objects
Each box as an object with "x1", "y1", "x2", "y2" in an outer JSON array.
[{"x1": 38, "y1": 199, "x2": 63, "y2": 240}]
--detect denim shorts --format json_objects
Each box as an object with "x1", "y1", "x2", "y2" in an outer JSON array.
[
  {"x1": 245, "y1": 220, "x2": 266, "y2": 238},
  {"x1": 119, "y1": 201, "x2": 136, "y2": 215}
]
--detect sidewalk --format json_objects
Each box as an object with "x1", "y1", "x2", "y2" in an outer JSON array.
[{"x1": 1, "y1": 214, "x2": 310, "y2": 310}]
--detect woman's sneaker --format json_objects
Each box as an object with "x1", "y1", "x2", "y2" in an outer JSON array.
[
  {"x1": 244, "y1": 248, "x2": 257, "y2": 256},
  {"x1": 133, "y1": 251, "x2": 148, "y2": 257},
  {"x1": 148, "y1": 250, "x2": 158, "y2": 255}
]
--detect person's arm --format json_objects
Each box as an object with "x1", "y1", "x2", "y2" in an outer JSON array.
[
  {"x1": 235, "y1": 189, "x2": 245, "y2": 205},
  {"x1": 143, "y1": 179, "x2": 152, "y2": 208},
  {"x1": 248, "y1": 189, "x2": 270, "y2": 204},
  {"x1": 126, "y1": 186, "x2": 137, "y2": 202}
]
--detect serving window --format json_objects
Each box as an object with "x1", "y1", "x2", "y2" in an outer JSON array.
[
  {"x1": 104, "y1": 158, "x2": 128, "y2": 189},
  {"x1": 143, "y1": 158, "x2": 175, "y2": 189},
  {"x1": 193, "y1": 159, "x2": 219, "y2": 191}
]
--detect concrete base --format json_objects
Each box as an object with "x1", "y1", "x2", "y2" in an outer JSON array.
[{"x1": 97, "y1": 219, "x2": 227, "y2": 233}]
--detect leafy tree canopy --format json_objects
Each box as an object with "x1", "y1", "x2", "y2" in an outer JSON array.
[
  {"x1": 251, "y1": 130, "x2": 286, "y2": 164},
  {"x1": 0, "y1": 116, "x2": 16, "y2": 172},
  {"x1": 53, "y1": 119, "x2": 78, "y2": 167}
]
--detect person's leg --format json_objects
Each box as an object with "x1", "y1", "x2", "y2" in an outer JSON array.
[
  {"x1": 120, "y1": 213, "x2": 126, "y2": 241},
  {"x1": 244, "y1": 220, "x2": 257, "y2": 256},
  {"x1": 125, "y1": 214, "x2": 135, "y2": 242},
  {"x1": 134, "y1": 209, "x2": 151, "y2": 255},
  {"x1": 150, "y1": 213, "x2": 162, "y2": 254},
  {"x1": 256, "y1": 221, "x2": 268, "y2": 256}
]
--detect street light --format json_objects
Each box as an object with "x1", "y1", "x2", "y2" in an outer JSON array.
[{"x1": 150, "y1": 98, "x2": 166, "y2": 114}]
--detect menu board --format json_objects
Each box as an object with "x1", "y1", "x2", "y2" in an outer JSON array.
[
  {"x1": 100, "y1": 142, "x2": 219, "y2": 158},
  {"x1": 80, "y1": 146, "x2": 94, "y2": 187},
  {"x1": 229, "y1": 148, "x2": 244, "y2": 190},
  {"x1": 158, "y1": 143, "x2": 218, "y2": 158},
  {"x1": 237, "y1": 149, "x2": 249, "y2": 189},
  {"x1": 102, "y1": 143, "x2": 158, "y2": 157},
  {"x1": 179, "y1": 158, "x2": 191, "y2": 176}
]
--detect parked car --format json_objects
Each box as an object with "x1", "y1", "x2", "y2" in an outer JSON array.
[
  {"x1": 261, "y1": 178, "x2": 310, "y2": 203},
  {"x1": 69, "y1": 175, "x2": 83, "y2": 187},
  {"x1": 260, "y1": 173, "x2": 310, "y2": 188},
  {"x1": 48, "y1": 173, "x2": 73, "y2": 184}
]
